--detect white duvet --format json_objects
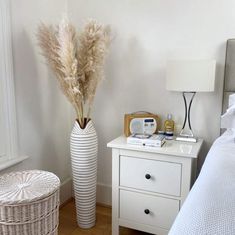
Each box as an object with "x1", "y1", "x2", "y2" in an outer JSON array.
[{"x1": 169, "y1": 129, "x2": 235, "y2": 235}]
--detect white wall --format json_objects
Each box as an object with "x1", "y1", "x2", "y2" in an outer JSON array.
[
  {"x1": 69, "y1": 0, "x2": 235, "y2": 205},
  {"x1": 5, "y1": 0, "x2": 235, "y2": 206},
  {"x1": 4, "y1": 0, "x2": 72, "y2": 203}
]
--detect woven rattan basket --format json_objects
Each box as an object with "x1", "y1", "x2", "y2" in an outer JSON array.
[{"x1": 0, "y1": 170, "x2": 60, "y2": 235}]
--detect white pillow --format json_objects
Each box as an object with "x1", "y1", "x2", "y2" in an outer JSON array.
[
  {"x1": 221, "y1": 108, "x2": 235, "y2": 129},
  {"x1": 228, "y1": 93, "x2": 235, "y2": 107},
  {"x1": 221, "y1": 93, "x2": 235, "y2": 130}
]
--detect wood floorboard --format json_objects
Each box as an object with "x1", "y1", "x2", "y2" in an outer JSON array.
[{"x1": 58, "y1": 200, "x2": 150, "y2": 235}]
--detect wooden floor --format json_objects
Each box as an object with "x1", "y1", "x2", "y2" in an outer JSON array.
[{"x1": 58, "y1": 200, "x2": 150, "y2": 235}]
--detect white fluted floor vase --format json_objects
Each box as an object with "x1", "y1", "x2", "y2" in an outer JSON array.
[{"x1": 70, "y1": 120, "x2": 98, "y2": 229}]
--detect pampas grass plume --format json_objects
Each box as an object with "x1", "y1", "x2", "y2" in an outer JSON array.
[{"x1": 37, "y1": 18, "x2": 111, "y2": 128}]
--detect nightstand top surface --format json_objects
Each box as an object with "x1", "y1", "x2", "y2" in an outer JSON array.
[{"x1": 107, "y1": 136, "x2": 203, "y2": 158}]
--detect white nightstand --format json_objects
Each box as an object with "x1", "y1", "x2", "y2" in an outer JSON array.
[{"x1": 107, "y1": 136, "x2": 203, "y2": 235}]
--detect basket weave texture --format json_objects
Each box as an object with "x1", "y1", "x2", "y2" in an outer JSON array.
[{"x1": 0, "y1": 170, "x2": 60, "y2": 235}]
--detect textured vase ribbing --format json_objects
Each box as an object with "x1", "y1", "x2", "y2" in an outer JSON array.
[{"x1": 70, "y1": 120, "x2": 98, "y2": 229}]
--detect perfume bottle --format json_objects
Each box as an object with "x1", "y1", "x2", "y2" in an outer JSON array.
[{"x1": 164, "y1": 114, "x2": 174, "y2": 140}]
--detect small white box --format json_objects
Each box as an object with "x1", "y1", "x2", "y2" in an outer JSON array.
[{"x1": 127, "y1": 134, "x2": 165, "y2": 147}]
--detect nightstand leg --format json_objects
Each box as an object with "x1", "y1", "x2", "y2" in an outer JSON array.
[
  {"x1": 112, "y1": 223, "x2": 119, "y2": 235},
  {"x1": 112, "y1": 149, "x2": 120, "y2": 235}
]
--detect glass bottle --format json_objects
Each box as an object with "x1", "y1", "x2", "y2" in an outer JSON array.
[{"x1": 164, "y1": 114, "x2": 174, "y2": 140}]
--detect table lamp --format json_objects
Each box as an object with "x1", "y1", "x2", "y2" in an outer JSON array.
[{"x1": 166, "y1": 59, "x2": 216, "y2": 142}]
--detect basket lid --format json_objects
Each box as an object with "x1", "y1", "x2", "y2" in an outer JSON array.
[{"x1": 0, "y1": 170, "x2": 60, "y2": 204}]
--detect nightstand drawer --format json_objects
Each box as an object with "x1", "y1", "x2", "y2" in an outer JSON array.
[
  {"x1": 120, "y1": 155, "x2": 182, "y2": 196},
  {"x1": 120, "y1": 190, "x2": 179, "y2": 230}
]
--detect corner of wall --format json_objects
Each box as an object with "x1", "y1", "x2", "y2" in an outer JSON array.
[{"x1": 60, "y1": 177, "x2": 73, "y2": 205}]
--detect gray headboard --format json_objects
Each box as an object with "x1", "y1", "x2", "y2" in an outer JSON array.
[{"x1": 223, "y1": 39, "x2": 235, "y2": 113}]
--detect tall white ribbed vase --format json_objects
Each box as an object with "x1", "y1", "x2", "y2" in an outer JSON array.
[{"x1": 70, "y1": 120, "x2": 98, "y2": 229}]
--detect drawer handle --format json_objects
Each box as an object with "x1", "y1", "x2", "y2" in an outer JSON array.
[
  {"x1": 145, "y1": 174, "x2": 151, "y2": 179},
  {"x1": 144, "y1": 209, "x2": 150, "y2": 215}
]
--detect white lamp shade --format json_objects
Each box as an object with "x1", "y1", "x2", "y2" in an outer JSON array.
[{"x1": 166, "y1": 60, "x2": 216, "y2": 92}]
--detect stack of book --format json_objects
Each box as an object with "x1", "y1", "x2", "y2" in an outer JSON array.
[{"x1": 127, "y1": 134, "x2": 165, "y2": 147}]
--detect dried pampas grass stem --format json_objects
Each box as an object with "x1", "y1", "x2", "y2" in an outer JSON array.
[{"x1": 37, "y1": 18, "x2": 111, "y2": 128}]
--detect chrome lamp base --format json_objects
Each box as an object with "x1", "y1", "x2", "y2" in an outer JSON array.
[
  {"x1": 176, "y1": 135, "x2": 197, "y2": 143},
  {"x1": 176, "y1": 92, "x2": 198, "y2": 143}
]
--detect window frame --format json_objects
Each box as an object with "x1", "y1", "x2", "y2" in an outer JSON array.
[{"x1": 0, "y1": 0, "x2": 27, "y2": 170}]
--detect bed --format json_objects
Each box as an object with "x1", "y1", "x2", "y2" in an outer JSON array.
[
  {"x1": 169, "y1": 39, "x2": 235, "y2": 235},
  {"x1": 169, "y1": 129, "x2": 235, "y2": 235}
]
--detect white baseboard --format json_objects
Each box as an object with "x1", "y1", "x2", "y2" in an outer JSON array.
[
  {"x1": 60, "y1": 177, "x2": 73, "y2": 205},
  {"x1": 96, "y1": 182, "x2": 112, "y2": 206}
]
